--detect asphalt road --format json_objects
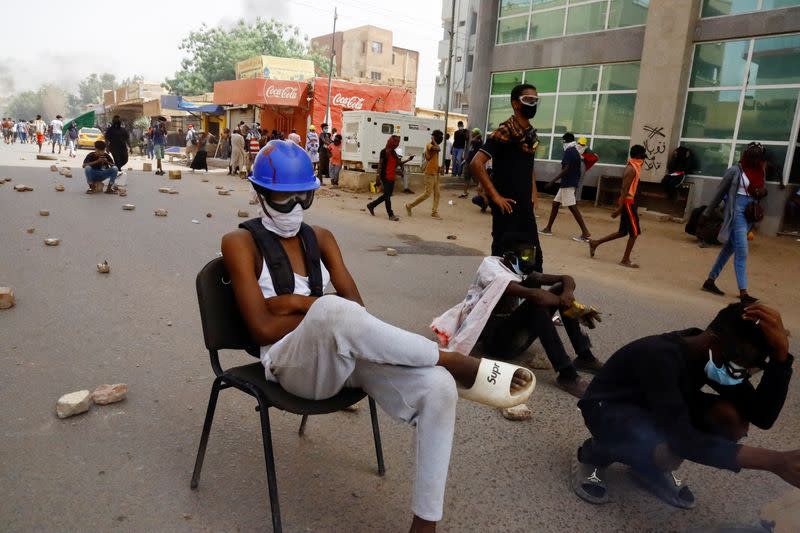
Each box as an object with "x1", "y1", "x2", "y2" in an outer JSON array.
[{"x1": 1, "y1": 144, "x2": 798, "y2": 533}]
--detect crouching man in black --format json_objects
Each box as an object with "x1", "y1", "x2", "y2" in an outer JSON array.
[{"x1": 572, "y1": 303, "x2": 798, "y2": 508}]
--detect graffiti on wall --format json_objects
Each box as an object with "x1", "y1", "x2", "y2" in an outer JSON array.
[{"x1": 642, "y1": 125, "x2": 667, "y2": 172}]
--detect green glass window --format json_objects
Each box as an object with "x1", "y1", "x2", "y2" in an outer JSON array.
[
  {"x1": 689, "y1": 40, "x2": 749, "y2": 88},
  {"x1": 702, "y1": 0, "x2": 759, "y2": 17},
  {"x1": 608, "y1": 0, "x2": 649, "y2": 28},
  {"x1": 566, "y1": 1, "x2": 608, "y2": 35},
  {"x1": 534, "y1": 94, "x2": 557, "y2": 133},
  {"x1": 554, "y1": 94, "x2": 596, "y2": 134},
  {"x1": 749, "y1": 35, "x2": 800, "y2": 86},
  {"x1": 595, "y1": 93, "x2": 637, "y2": 136},
  {"x1": 737, "y1": 88, "x2": 799, "y2": 142},
  {"x1": 524, "y1": 69, "x2": 559, "y2": 93},
  {"x1": 762, "y1": 0, "x2": 800, "y2": 8},
  {"x1": 488, "y1": 97, "x2": 513, "y2": 131},
  {"x1": 531, "y1": 0, "x2": 565, "y2": 8},
  {"x1": 491, "y1": 72, "x2": 524, "y2": 95},
  {"x1": 528, "y1": 8, "x2": 565, "y2": 39},
  {"x1": 498, "y1": 16, "x2": 529, "y2": 44},
  {"x1": 734, "y1": 143, "x2": 788, "y2": 182},
  {"x1": 679, "y1": 141, "x2": 733, "y2": 175},
  {"x1": 600, "y1": 63, "x2": 640, "y2": 91},
  {"x1": 559, "y1": 66, "x2": 601, "y2": 92},
  {"x1": 500, "y1": 0, "x2": 531, "y2": 17},
  {"x1": 592, "y1": 138, "x2": 631, "y2": 165},
  {"x1": 535, "y1": 135, "x2": 552, "y2": 160},
  {"x1": 682, "y1": 90, "x2": 740, "y2": 139}
]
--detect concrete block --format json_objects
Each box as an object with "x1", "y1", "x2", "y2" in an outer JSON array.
[
  {"x1": 0, "y1": 287, "x2": 15, "y2": 309},
  {"x1": 339, "y1": 170, "x2": 373, "y2": 193},
  {"x1": 143, "y1": 163, "x2": 152, "y2": 172},
  {"x1": 44, "y1": 238, "x2": 60, "y2": 246},
  {"x1": 168, "y1": 170, "x2": 181, "y2": 179}
]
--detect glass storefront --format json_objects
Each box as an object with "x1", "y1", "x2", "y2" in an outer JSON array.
[
  {"x1": 497, "y1": 0, "x2": 649, "y2": 44},
  {"x1": 488, "y1": 62, "x2": 640, "y2": 164},
  {"x1": 680, "y1": 34, "x2": 800, "y2": 182},
  {"x1": 701, "y1": 0, "x2": 800, "y2": 18}
]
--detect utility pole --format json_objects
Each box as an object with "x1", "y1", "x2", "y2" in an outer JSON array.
[
  {"x1": 324, "y1": 7, "x2": 338, "y2": 127},
  {"x1": 442, "y1": 0, "x2": 456, "y2": 171}
]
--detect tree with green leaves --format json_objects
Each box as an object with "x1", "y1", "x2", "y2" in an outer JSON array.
[
  {"x1": 166, "y1": 18, "x2": 332, "y2": 95},
  {"x1": 78, "y1": 73, "x2": 117, "y2": 105}
]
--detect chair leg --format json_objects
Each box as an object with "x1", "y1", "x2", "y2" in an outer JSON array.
[
  {"x1": 256, "y1": 397, "x2": 283, "y2": 533},
  {"x1": 190, "y1": 376, "x2": 223, "y2": 490},
  {"x1": 298, "y1": 414, "x2": 309, "y2": 436},
  {"x1": 368, "y1": 397, "x2": 386, "y2": 476}
]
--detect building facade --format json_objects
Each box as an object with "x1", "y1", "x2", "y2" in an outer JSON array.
[
  {"x1": 434, "y1": 0, "x2": 481, "y2": 114},
  {"x1": 311, "y1": 25, "x2": 420, "y2": 100},
  {"x1": 470, "y1": 0, "x2": 800, "y2": 234}
]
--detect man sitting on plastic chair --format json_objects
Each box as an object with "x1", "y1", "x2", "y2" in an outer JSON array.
[{"x1": 220, "y1": 140, "x2": 536, "y2": 533}]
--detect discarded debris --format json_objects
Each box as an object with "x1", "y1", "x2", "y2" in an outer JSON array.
[
  {"x1": 201, "y1": 178, "x2": 209, "y2": 183},
  {"x1": 215, "y1": 185, "x2": 223, "y2": 189},
  {"x1": 0, "y1": 287, "x2": 15, "y2": 309},
  {"x1": 446, "y1": 235, "x2": 457, "y2": 240},
  {"x1": 248, "y1": 199, "x2": 258, "y2": 205},
  {"x1": 218, "y1": 190, "x2": 231, "y2": 196},
  {"x1": 154, "y1": 209, "x2": 168, "y2": 217},
  {"x1": 13, "y1": 184, "x2": 33, "y2": 192},
  {"x1": 158, "y1": 187, "x2": 171, "y2": 193},
  {"x1": 168, "y1": 170, "x2": 182, "y2": 179},
  {"x1": 501, "y1": 404, "x2": 531, "y2": 421},
  {"x1": 97, "y1": 261, "x2": 110, "y2": 274},
  {"x1": 49, "y1": 164, "x2": 58, "y2": 172},
  {"x1": 2, "y1": 177, "x2": 11, "y2": 182},
  {"x1": 237, "y1": 210, "x2": 249, "y2": 217},
  {"x1": 206, "y1": 213, "x2": 212, "y2": 218},
  {"x1": 122, "y1": 204, "x2": 135, "y2": 211},
  {"x1": 39, "y1": 210, "x2": 50, "y2": 217},
  {"x1": 54, "y1": 184, "x2": 65, "y2": 192},
  {"x1": 36, "y1": 154, "x2": 58, "y2": 161},
  {"x1": 143, "y1": 163, "x2": 152, "y2": 172},
  {"x1": 447, "y1": 200, "x2": 455, "y2": 206},
  {"x1": 44, "y1": 238, "x2": 60, "y2": 246},
  {"x1": 58, "y1": 167, "x2": 72, "y2": 177},
  {"x1": 91, "y1": 383, "x2": 127, "y2": 405},
  {"x1": 168, "y1": 190, "x2": 179, "y2": 195},
  {"x1": 56, "y1": 390, "x2": 91, "y2": 419},
  {"x1": 26, "y1": 227, "x2": 35, "y2": 234},
  {"x1": 117, "y1": 186, "x2": 127, "y2": 197},
  {"x1": 386, "y1": 248, "x2": 398, "y2": 256},
  {"x1": 167, "y1": 321, "x2": 172, "y2": 327},
  {"x1": 191, "y1": 219, "x2": 200, "y2": 224}
]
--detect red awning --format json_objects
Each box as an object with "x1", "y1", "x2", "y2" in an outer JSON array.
[{"x1": 213, "y1": 79, "x2": 308, "y2": 107}]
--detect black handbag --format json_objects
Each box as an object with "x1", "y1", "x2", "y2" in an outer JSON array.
[{"x1": 744, "y1": 200, "x2": 764, "y2": 223}]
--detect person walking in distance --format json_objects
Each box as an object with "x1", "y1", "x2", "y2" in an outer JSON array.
[
  {"x1": 368, "y1": 135, "x2": 402, "y2": 221},
  {"x1": 405, "y1": 130, "x2": 444, "y2": 220},
  {"x1": 459, "y1": 128, "x2": 484, "y2": 199},
  {"x1": 701, "y1": 142, "x2": 768, "y2": 305},
  {"x1": 318, "y1": 123, "x2": 332, "y2": 184},
  {"x1": 230, "y1": 127, "x2": 247, "y2": 176},
  {"x1": 540, "y1": 133, "x2": 591, "y2": 242},
  {"x1": 33, "y1": 115, "x2": 46, "y2": 152},
  {"x1": 152, "y1": 118, "x2": 168, "y2": 176},
  {"x1": 470, "y1": 83, "x2": 544, "y2": 271},
  {"x1": 49, "y1": 115, "x2": 64, "y2": 154},
  {"x1": 287, "y1": 128, "x2": 301, "y2": 145},
  {"x1": 328, "y1": 134, "x2": 343, "y2": 186},
  {"x1": 189, "y1": 131, "x2": 209, "y2": 172},
  {"x1": 104, "y1": 115, "x2": 130, "y2": 172},
  {"x1": 66, "y1": 122, "x2": 78, "y2": 158},
  {"x1": 305, "y1": 125, "x2": 320, "y2": 174},
  {"x1": 444, "y1": 133, "x2": 453, "y2": 175},
  {"x1": 588, "y1": 145, "x2": 646, "y2": 268},
  {"x1": 452, "y1": 121, "x2": 468, "y2": 177}
]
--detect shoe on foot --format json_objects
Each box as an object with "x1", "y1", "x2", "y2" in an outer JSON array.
[
  {"x1": 105, "y1": 185, "x2": 117, "y2": 194},
  {"x1": 571, "y1": 449, "x2": 609, "y2": 505},
  {"x1": 572, "y1": 235, "x2": 591, "y2": 243},
  {"x1": 367, "y1": 204, "x2": 375, "y2": 216},
  {"x1": 539, "y1": 229, "x2": 553, "y2": 236},
  {"x1": 389, "y1": 215, "x2": 399, "y2": 221},
  {"x1": 574, "y1": 356, "x2": 604, "y2": 375},
  {"x1": 458, "y1": 193, "x2": 468, "y2": 198},
  {"x1": 629, "y1": 468, "x2": 696, "y2": 509},
  {"x1": 431, "y1": 213, "x2": 442, "y2": 220},
  {"x1": 405, "y1": 203, "x2": 412, "y2": 216},
  {"x1": 403, "y1": 189, "x2": 414, "y2": 194},
  {"x1": 740, "y1": 294, "x2": 759, "y2": 306},
  {"x1": 701, "y1": 279, "x2": 724, "y2": 296},
  {"x1": 556, "y1": 374, "x2": 589, "y2": 398}
]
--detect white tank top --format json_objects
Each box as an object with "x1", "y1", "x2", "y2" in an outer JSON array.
[{"x1": 257, "y1": 258, "x2": 331, "y2": 299}]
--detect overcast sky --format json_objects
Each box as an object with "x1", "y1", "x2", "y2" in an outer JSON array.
[{"x1": 0, "y1": 0, "x2": 444, "y2": 107}]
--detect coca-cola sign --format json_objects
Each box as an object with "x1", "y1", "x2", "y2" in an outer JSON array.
[
  {"x1": 332, "y1": 93, "x2": 366, "y2": 110},
  {"x1": 264, "y1": 83, "x2": 299, "y2": 101}
]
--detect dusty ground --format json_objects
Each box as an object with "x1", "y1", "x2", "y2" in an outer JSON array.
[{"x1": 1, "y1": 141, "x2": 799, "y2": 533}]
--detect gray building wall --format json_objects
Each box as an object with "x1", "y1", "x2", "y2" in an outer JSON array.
[{"x1": 468, "y1": 2, "x2": 800, "y2": 235}]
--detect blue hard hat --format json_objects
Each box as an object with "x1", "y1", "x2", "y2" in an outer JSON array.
[{"x1": 249, "y1": 140, "x2": 320, "y2": 192}]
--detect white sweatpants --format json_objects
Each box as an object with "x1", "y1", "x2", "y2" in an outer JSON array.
[{"x1": 264, "y1": 295, "x2": 456, "y2": 521}]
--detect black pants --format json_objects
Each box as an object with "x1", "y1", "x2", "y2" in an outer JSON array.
[
  {"x1": 367, "y1": 178, "x2": 396, "y2": 217},
  {"x1": 490, "y1": 205, "x2": 544, "y2": 272},
  {"x1": 480, "y1": 296, "x2": 591, "y2": 371}
]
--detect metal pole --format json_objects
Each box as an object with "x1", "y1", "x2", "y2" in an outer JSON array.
[
  {"x1": 442, "y1": 0, "x2": 456, "y2": 170},
  {"x1": 324, "y1": 7, "x2": 338, "y2": 127}
]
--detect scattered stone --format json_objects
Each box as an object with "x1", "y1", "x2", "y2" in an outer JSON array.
[
  {"x1": 39, "y1": 210, "x2": 50, "y2": 216},
  {"x1": 237, "y1": 210, "x2": 249, "y2": 217},
  {"x1": 49, "y1": 165, "x2": 58, "y2": 171},
  {"x1": 501, "y1": 404, "x2": 531, "y2": 421},
  {"x1": 3, "y1": 177, "x2": 11, "y2": 182},
  {"x1": 143, "y1": 163, "x2": 152, "y2": 172},
  {"x1": 201, "y1": 178, "x2": 209, "y2": 183},
  {"x1": 58, "y1": 167, "x2": 72, "y2": 177},
  {"x1": 182, "y1": 513, "x2": 192, "y2": 520},
  {"x1": 167, "y1": 321, "x2": 172, "y2": 327},
  {"x1": 44, "y1": 238, "x2": 60, "y2": 246},
  {"x1": 218, "y1": 190, "x2": 231, "y2": 196},
  {"x1": 168, "y1": 190, "x2": 179, "y2": 195},
  {"x1": 168, "y1": 170, "x2": 182, "y2": 179},
  {"x1": 26, "y1": 227, "x2": 35, "y2": 234},
  {"x1": 386, "y1": 248, "x2": 398, "y2": 256},
  {"x1": 36, "y1": 154, "x2": 58, "y2": 161},
  {"x1": 0, "y1": 287, "x2": 15, "y2": 309},
  {"x1": 122, "y1": 204, "x2": 135, "y2": 211},
  {"x1": 158, "y1": 187, "x2": 171, "y2": 193},
  {"x1": 342, "y1": 403, "x2": 360, "y2": 412},
  {"x1": 446, "y1": 235, "x2": 457, "y2": 240},
  {"x1": 191, "y1": 219, "x2": 200, "y2": 224},
  {"x1": 13, "y1": 184, "x2": 33, "y2": 192},
  {"x1": 97, "y1": 261, "x2": 110, "y2": 274},
  {"x1": 248, "y1": 199, "x2": 258, "y2": 205},
  {"x1": 91, "y1": 383, "x2": 128, "y2": 405},
  {"x1": 154, "y1": 209, "x2": 168, "y2": 217},
  {"x1": 117, "y1": 186, "x2": 127, "y2": 197},
  {"x1": 206, "y1": 213, "x2": 212, "y2": 218},
  {"x1": 55, "y1": 184, "x2": 65, "y2": 192},
  {"x1": 56, "y1": 390, "x2": 91, "y2": 419},
  {"x1": 215, "y1": 185, "x2": 223, "y2": 189}
]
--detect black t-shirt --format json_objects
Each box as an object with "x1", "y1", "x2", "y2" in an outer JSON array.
[
  {"x1": 83, "y1": 151, "x2": 114, "y2": 169},
  {"x1": 453, "y1": 128, "x2": 468, "y2": 149},
  {"x1": 560, "y1": 146, "x2": 582, "y2": 188},
  {"x1": 479, "y1": 116, "x2": 538, "y2": 208},
  {"x1": 580, "y1": 329, "x2": 794, "y2": 471}
]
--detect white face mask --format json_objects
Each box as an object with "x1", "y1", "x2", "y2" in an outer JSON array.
[{"x1": 261, "y1": 203, "x2": 304, "y2": 238}]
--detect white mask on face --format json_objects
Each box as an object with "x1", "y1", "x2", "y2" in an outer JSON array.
[{"x1": 261, "y1": 202, "x2": 304, "y2": 238}]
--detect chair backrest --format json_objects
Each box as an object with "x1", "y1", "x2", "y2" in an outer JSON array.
[{"x1": 196, "y1": 256, "x2": 259, "y2": 356}]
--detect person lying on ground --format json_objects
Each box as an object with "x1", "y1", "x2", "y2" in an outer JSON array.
[
  {"x1": 432, "y1": 234, "x2": 603, "y2": 398},
  {"x1": 82, "y1": 140, "x2": 119, "y2": 194},
  {"x1": 221, "y1": 140, "x2": 536, "y2": 533},
  {"x1": 572, "y1": 302, "x2": 797, "y2": 509}
]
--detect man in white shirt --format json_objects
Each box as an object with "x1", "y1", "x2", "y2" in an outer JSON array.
[
  {"x1": 33, "y1": 115, "x2": 46, "y2": 152},
  {"x1": 287, "y1": 128, "x2": 301, "y2": 145},
  {"x1": 50, "y1": 115, "x2": 64, "y2": 154}
]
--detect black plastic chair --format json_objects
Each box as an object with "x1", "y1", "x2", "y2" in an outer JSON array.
[{"x1": 191, "y1": 257, "x2": 385, "y2": 533}]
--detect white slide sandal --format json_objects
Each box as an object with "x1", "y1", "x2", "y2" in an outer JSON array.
[{"x1": 457, "y1": 358, "x2": 536, "y2": 408}]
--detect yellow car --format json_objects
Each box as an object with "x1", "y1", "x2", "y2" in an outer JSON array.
[{"x1": 77, "y1": 127, "x2": 104, "y2": 148}]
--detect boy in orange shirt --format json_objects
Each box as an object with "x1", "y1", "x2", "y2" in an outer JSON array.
[{"x1": 329, "y1": 134, "x2": 343, "y2": 186}]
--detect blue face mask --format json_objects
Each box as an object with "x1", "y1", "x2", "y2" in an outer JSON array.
[
  {"x1": 704, "y1": 349, "x2": 745, "y2": 386},
  {"x1": 509, "y1": 257, "x2": 524, "y2": 276}
]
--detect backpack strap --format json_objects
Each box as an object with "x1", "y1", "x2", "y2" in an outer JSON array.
[{"x1": 298, "y1": 223, "x2": 323, "y2": 297}]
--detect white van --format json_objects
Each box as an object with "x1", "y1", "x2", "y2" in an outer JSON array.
[{"x1": 340, "y1": 110, "x2": 443, "y2": 172}]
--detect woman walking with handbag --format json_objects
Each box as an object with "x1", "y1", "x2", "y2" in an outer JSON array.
[{"x1": 701, "y1": 142, "x2": 767, "y2": 305}]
